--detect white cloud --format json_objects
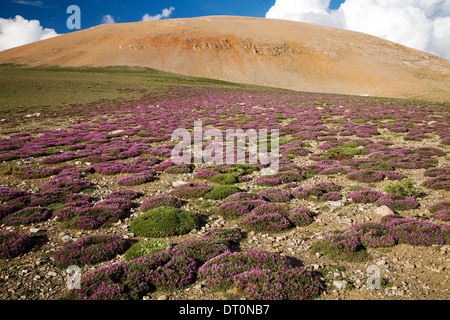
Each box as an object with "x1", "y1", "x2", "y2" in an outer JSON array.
[
  {"x1": 102, "y1": 15, "x2": 115, "y2": 24},
  {"x1": 266, "y1": 0, "x2": 450, "y2": 60},
  {"x1": 142, "y1": 6, "x2": 175, "y2": 21},
  {"x1": 12, "y1": 1, "x2": 44, "y2": 7},
  {"x1": 0, "y1": 15, "x2": 59, "y2": 51}
]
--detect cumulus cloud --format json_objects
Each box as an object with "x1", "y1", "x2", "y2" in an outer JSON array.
[
  {"x1": 142, "y1": 6, "x2": 175, "y2": 21},
  {"x1": 0, "y1": 15, "x2": 59, "y2": 51},
  {"x1": 102, "y1": 14, "x2": 115, "y2": 24},
  {"x1": 266, "y1": 0, "x2": 450, "y2": 60}
]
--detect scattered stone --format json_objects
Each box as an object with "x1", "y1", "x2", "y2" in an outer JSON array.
[
  {"x1": 157, "y1": 295, "x2": 169, "y2": 300},
  {"x1": 374, "y1": 206, "x2": 395, "y2": 217},
  {"x1": 333, "y1": 280, "x2": 347, "y2": 290}
]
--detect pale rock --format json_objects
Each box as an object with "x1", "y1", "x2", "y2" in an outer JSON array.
[{"x1": 374, "y1": 205, "x2": 395, "y2": 217}]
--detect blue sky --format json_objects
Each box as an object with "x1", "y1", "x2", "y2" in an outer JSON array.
[
  {"x1": 1, "y1": 0, "x2": 345, "y2": 34},
  {"x1": 1, "y1": 1, "x2": 449, "y2": 60}
]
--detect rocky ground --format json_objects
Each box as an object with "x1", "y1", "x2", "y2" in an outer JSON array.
[{"x1": 1, "y1": 129, "x2": 448, "y2": 301}]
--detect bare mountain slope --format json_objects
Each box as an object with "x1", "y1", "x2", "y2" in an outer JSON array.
[{"x1": 1, "y1": 16, "x2": 449, "y2": 101}]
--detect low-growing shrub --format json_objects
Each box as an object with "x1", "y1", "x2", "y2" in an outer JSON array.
[
  {"x1": 123, "y1": 239, "x2": 172, "y2": 261},
  {"x1": 204, "y1": 185, "x2": 242, "y2": 200},
  {"x1": 288, "y1": 208, "x2": 314, "y2": 227},
  {"x1": 238, "y1": 212, "x2": 292, "y2": 233},
  {"x1": 375, "y1": 193, "x2": 420, "y2": 211},
  {"x1": 257, "y1": 188, "x2": 291, "y2": 203},
  {"x1": 0, "y1": 230, "x2": 33, "y2": 258},
  {"x1": 53, "y1": 234, "x2": 128, "y2": 268},
  {"x1": 384, "y1": 179, "x2": 417, "y2": 196},
  {"x1": 140, "y1": 195, "x2": 185, "y2": 211},
  {"x1": 201, "y1": 227, "x2": 244, "y2": 245},
  {"x1": 208, "y1": 173, "x2": 240, "y2": 185},
  {"x1": 130, "y1": 206, "x2": 201, "y2": 237},
  {"x1": 171, "y1": 183, "x2": 213, "y2": 199},
  {"x1": 233, "y1": 267, "x2": 321, "y2": 300},
  {"x1": 429, "y1": 201, "x2": 450, "y2": 221},
  {"x1": 198, "y1": 249, "x2": 295, "y2": 291},
  {"x1": 172, "y1": 238, "x2": 230, "y2": 264},
  {"x1": 3, "y1": 207, "x2": 52, "y2": 225}
]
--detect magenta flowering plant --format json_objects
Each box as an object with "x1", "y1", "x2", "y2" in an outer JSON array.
[
  {"x1": 198, "y1": 249, "x2": 296, "y2": 291},
  {"x1": 170, "y1": 182, "x2": 214, "y2": 199},
  {"x1": 250, "y1": 203, "x2": 290, "y2": 217},
  {"x1": 172, "y1": 238, "x2": 230, "y2": 264},
  {"x1": 107, "y1": 189, "x2": 142, "y2": 200},
  {"x1": 257, "y1": 188, "x2": 291, "y2": 203},
  {"x1": 429, "y1": 201, "x2": 450, "y2": 221},
  {"x1": 3, "y1": 207, "x2": 52, "y2": 225},
  {"x1": 115, "y1": 172, "x2": 156, "y2": 186},
  {"x1": 238, "y1": 212, "x2": 292, "y2": 233},
  {"x1": 288, "y1": 208, "x2": 315, "y2": 227},
  {"x1": 53, "y1": 234, "x2": 128, "y2": 268},
  {"x1": 347, "y1": 189, "x2": 384, "y2": 203},
  {"x1": 201, "y1": 227, "x2": 244, "y2": 245},
  {"x1": 0, "y1": 230, "x2": 33, "y2": 258},
  {"x1": 140, "y1": 195, "x2": 185, "y2": 211},
  {"x1": 375, "y1": 193, "x2": 420, "y2": 211},
  {"x1": 233, "y1": 267, "x2": 322, "y2": 300}
]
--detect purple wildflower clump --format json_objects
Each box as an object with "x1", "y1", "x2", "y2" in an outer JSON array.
[
  {"x1": 238, "y1": 212, "x2": 292, "y2": 233},
  {"x1": 53, "y1": 234, "x2": 128, "y2": 268},
  {"x1": 424, "y1": 165, "x2": 450, "y2": 177},
  {"x1": 172, "y1": 238, "x2": 230, "y2": 264},
  {"x1": 198, "y1": 249, "x2": 295, "y2": 291},
  {"x1": 59, "y1": 206, "x2": 124, "y2": 230},
  {"x1": 346, "y1": 222, "x2": 397, "y2": 248},
  {"x1": 3, "y1": 207, "x2": 52, "y2": 225},
  {"x1": 292, "y1": 182, "x2": 342, "y2": 201},
  {"x1": 0, "y1": 204, "x2": 18, "y2": 220},
  {"x1": 155, "y1": 160, "x2": 193, "y2": 174},
  {"x1": 423, "y1": 174, "x2": 450, "y2": 191},
  {"x1": 254, "y1": 176, "x2": 283, "y2": 186},
  {"x1": 346, "y1": 169, "x2": 385, "y2": 183},
  {"x1": 91, "y1": 162, "x2": 126, "y2": 175},
  {"x1": 347, "y1": 189, "x2": 384, "y2": 203},
  {"x1": 250, "y1": 203, "x2": 290, "y2": 217},
  {"x1": 40, "y1": 152, "x2": 79, "y2": 164},
  {"x1": 68, "y1": 262, "x2": 132, "y2": 300},
  {"x1": 288, "y1": 208, "x2": 315, "y2": 227},
  {"x1": 321, "y1": 234, "x2": 362, "y2": 253},
  {"x1": 94, "y1": 198, "x2": 136, "y2": 211},
  {"x1": 257, "y1": 188, "x2": 291, "y2": 203},
  {"x1": 429, "y1": 201, "x2": 450, "y2": 222},
  {"x1": 140, "y1": 195, "x2": 185, "y2": 211},
  {"x1": 233, "y1": 267, "x2": 321, "y2": 300},
  {"x1": 375, "y1": 193, "x2": 420, "y2": 211},
  {"x1": 217, "y1": 201, "x2": 255, "y2": 220},
  {"x1": 201, "y1": 227, "x2": 244, "y2": 245},
  {"x1": 0, "y1": 187, "x2": 28, "y2": 202},
  {"x1": 322, "y1": 192, "x2": 343, "y2": 201},
  {"x1": 41, "y1": 176, "x2": 93, "y2": 193},
  {"x1": 0, "y1": 230, "x2": 33, "y2": 258},
  {"x1": 107, "y1": 189, "x2": 142, "y2": 200},
  {"x1": 224, "y1": 192, "x2": 266, "y2": 202},
  {"x1": 17, "y1": 166, "x2": 63, "y2": 179},
  {"x1": 52, "y1": 206, "x2": 88, "y2": 221},
  {"x1": 382, "y1": 215, "x2": 450, "y2": 246},
  {"x1": 132, "y1": 157, "x2": 161, "y2": 167},
  {"x1": 171, "y1": 182, "x2": 214, "y2": 199},
  {"x1": 194, "y1": 168, "x2": 220, "y2": 179},
  {"x1": 115, "y1": 172, "x2": 156, "y2": 186},
  {"x1": 127, "y1": 250, "x2": 198, "y2": 293},
  {"x1": 382, "y1": 171, "x2": 407, "y2": 181}
]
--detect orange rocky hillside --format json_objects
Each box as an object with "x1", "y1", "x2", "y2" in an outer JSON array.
[{"x1": 1, "y1": 15, "x2": 449, "y2": 102}]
